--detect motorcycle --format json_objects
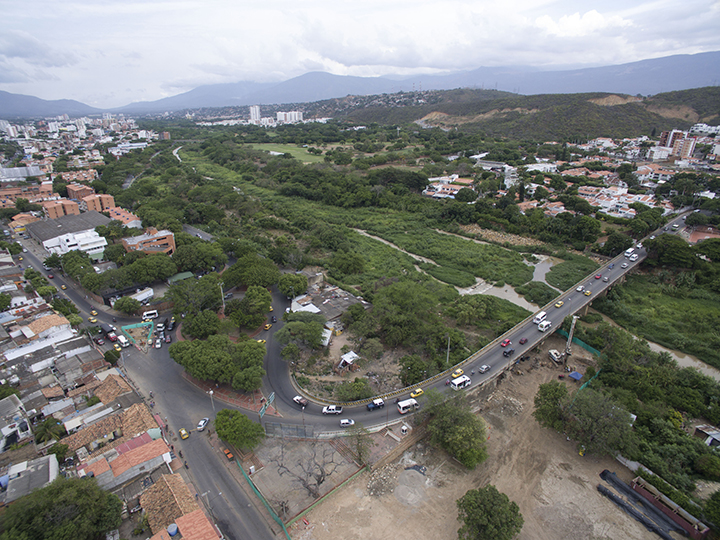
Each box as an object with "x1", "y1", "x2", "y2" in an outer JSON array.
[
  {"x1": 445, "y1": 379, "x2": 450, "y2": 386},
  {"x1": 184, "y1": 461, "x2": 189, "y2": 469}
]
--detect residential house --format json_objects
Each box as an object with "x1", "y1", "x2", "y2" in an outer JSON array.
[
  {"x1": 2, "y1": 454, "x2": 59, "y2": 503},
  {"x1": 121, "y1": 228, "x2": 175, "y2": 256}
]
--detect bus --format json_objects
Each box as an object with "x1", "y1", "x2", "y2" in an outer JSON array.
[{"x1": 397, "y1": 398, "x2": 419, "y2": 414}]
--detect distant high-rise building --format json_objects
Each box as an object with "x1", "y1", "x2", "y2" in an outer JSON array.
[{"x1": 249, "y1": 105, "x2": 261, "y2": 123}]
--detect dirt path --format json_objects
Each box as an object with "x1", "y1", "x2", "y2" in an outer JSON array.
[{"x1": 291, "y1": 336, "x2": 660, "y2": 540}]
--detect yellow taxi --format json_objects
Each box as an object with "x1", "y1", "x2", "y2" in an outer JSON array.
[{"x1": 410, "y1": 388, "x2": 424, "y2": 398}]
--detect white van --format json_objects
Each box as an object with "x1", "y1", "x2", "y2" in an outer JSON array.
[
  {"x1": 142, "y1": 310, "x2": 158, "y2": 319},
  {"x1": 533, "y1": 311, "x2": 547, "y2": 325},
  {"x1": 117, "y1": 335, "x2": 130, "y2": 348},
  {"x1": 450, "y1": 375, "x2": 471, "y2": 390},
  {"x1": 397, "y1": 398, "x2": 419, "y2": 414},
  {"x1": 538, "y1": 320, "x2": 552, "y2": 332},
  {"x1": 625, "y1": 247, "x2": 635, "y2": 257}
]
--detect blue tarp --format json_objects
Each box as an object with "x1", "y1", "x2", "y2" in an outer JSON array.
[{"x1": 569, "y1": 371, "x2": 583, "y2": 381}]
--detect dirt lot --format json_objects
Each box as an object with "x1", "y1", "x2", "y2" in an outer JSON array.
[{"x1": 290, "y1": 336, "x2": 663, "y2": 540}]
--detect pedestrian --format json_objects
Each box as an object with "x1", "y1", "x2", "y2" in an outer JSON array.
[{"x1": 171, "y1": 445, "x2": 174, "y2": 451}]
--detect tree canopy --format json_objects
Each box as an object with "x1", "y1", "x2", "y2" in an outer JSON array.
[
  {"x1": 456, "y1": 485, "x2": 524, "y2": 540},
  {"x1": 0, "y1": 477, "x2": 122, "y2": 540},
  {"x1": 214, "y1": 409, "x2": 265, "y2": 450}
]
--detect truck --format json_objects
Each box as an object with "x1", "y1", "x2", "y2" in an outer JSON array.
[
  {"x1": 100, "y1": 323, "x2": 116, "y2": 336},
  {"x1": 366, "y1": 398, "x2": 385, "y2": 411},
  {"x1": 293, "y1": 395, "x2": 309, "y2": 408},
  {"x1": 129, "y1": 287, "x2": 154, "y2": 304},
  {"x1": 548, "y1": 349, "x2": 563, "y2": 363},
  {"x1": 322, "y1": 405, "x2": 343, "y2": 415}
]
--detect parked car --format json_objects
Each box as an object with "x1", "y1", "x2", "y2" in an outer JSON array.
[
  {"x1": 93, "y1": 336, "x2": 105, "y2": 345},
  {"x1": 197, "y1": 418, "x2": 209, "y2": 431},
  {"x1": 114, "y1": 343, "x2": 122, "y2": 352},
  {"x1": 224, "y1": 292, "x2": 233, "y2": 300},
  {"x1": 223, "y1": 448, "x2": 234, "y2": 460},
  {"x1": 155, "y1": 338, "x2": 162, "y2": 348}
]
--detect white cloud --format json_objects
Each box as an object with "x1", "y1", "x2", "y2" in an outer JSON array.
[{"x1": 0, "y1": 0, "x2": 718, "y2": 107}]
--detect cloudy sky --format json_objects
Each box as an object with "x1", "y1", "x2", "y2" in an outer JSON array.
[{"x1": 1, "y1": 0, "x2": 719, "y2": 108}]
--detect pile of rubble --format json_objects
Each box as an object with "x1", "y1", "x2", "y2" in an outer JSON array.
[
  {"x1": 484, "y1": 391, "x2": 525, "y2": 416},
  {"x1": 367, "y1": 464, "x2": 400, "y2": 497}
]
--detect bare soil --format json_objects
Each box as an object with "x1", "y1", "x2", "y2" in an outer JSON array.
[{"x1": 290, "y1": 336, "x2": 662, "y2": 540}]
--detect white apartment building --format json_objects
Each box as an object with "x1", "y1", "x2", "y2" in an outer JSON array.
[{"x1": 249, "y1": 105, "x2": 261, "y2": 123}]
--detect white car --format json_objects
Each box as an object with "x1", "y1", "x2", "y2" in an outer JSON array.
[
  {"x1": 479, "y1": 365, "x2": 490, "y2": 374},
  {"x1": 576, "y1": 285, "x2": 584, "y2": 292},
  {"x1": 155, "y1": 338, "x2": 162, "y2": 349},
  {"x1": 629, "y1": 254, "x2": 638, "y2": 262},
  {"x1": 636, "y1": 243, "x2": 643, "y2": 250},
  {"x1": 197, "y1": 417, "x2": 210, "y2": 432},
  {"x1": 340, "y1": 419, "x2": 355, "y2": 428}
]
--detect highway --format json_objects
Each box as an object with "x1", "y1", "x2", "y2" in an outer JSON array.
[{"x1": 7, "y1": 211, "x2": 691, "y2": 537}]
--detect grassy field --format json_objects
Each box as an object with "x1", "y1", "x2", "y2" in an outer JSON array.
[
  {"x1": 592, "y1": 275, "x2": 720, "y2": 368},
  {"x1": 248, "y1": 143, "x2": 327, "y2": 163},
  {"x1": 545, "y1": 254, "x2": 600, "y2": 290}
]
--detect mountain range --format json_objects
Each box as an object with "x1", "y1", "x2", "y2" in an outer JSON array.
[{"x1": 1, "y1": 51, "x2": 719, "y2": 119}]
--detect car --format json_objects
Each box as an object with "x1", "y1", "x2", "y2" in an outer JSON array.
[
  {"x1": 165, "y1": 334, "x2": 172, "y2": 343},
  {"x1": 410, "y1": 388, "x2": 424, "y2": 398},
  {"x1": 114, "y1": 343, "x2": 122, "y2": 352},
  {"x1": 269, "y1": 306, "x2": 273, "y2": 312},
  {"x1": 479, "y1": 364, "x2": 490, "y2": 373},
  {"x1": 500, "y1": 339, "x2": 512, "y2": 347},
  {"x1": 61, "y1": 284, "x2": 67, "y2": 290},
  {"x1": 340, "y1": 419, "x2": 355, "y2": 427},
  {"x1": 451, "y1": 368, "x2": 464, "y2": 379},
  {"x1": 554, "y1": 301, "x2": 564, "y2": 308},
  {"x1": 293, "y1": 395, "x2": 309, "y2": 408},
  {"x1": 93, "y1": 336, "x2": 105, "y2": 345},
  {"x1": 649, "y1": 235, "x2": 656, "y2": 240},
  {"x1": 271, "y1": 316, "x2": 277, "y2": 323},
  {"x1": 609, "y1": 263, "x2": 614, "y2": 269},
  {"x1": 22, "y1": 248, "x2": 27, "y2": 253},
  {"x1": 502, "y1": 348, "x2": 515, "y2": 357},
  {"x1": 197, "y1": 418, "x2": 210, "y2": 431},
  {"x1": 223, "y1": 448, "x2": 234, "y2": 460},
  {"x1": 88, "y1": 316, "x2": 97, "y2": 323},
  {"x1": 155, "y1": 338, "x2": 162, "y2": 348},
  {"x1": 48, "y1": 274, "x2": 54, "y2": 279},
  {"x1": 18, "y1": 256, "x2": 23, "y2": 261},
  {"x1": 257, "y1": 339, "x2": 266, "y2": 344},
  {"x1": 629, "y1": 254, "x2": 638, "y2": 262},
  {"x1": 322, "y1": 405, "x2": 343, "y2": 415},
  {"x1": 90, "y1": 310, "x2": 98, "y2": 316},
  {"x1": 223, "y1": 292, "x2": 233, "y2": 300},
  {"x1": 576, "y1": 285, "x2": 584, "y2": 292},
  {"x1": 636, "y1": 243, "x2": 643, "y2": 250},
  {"x1": 663, "y1": 226, "x2": 668, "y2": 231},
  {"x1": 584, "y1": 290, "x2": 591, "y2": 296},
  {"x1": 594, "y1": 274, "x2": 601, "y2": 280},
  {"x1": 179, "y1": 428, "x2": 189, "y2": 440},
  {"x1": 621, "y1": 262, "x2": 629, "y2": 269},
  {"x1": 603, "y1": 276, "x2": 609, "y2": 282},
  {"x1": 519, "y1": 337, "x2": 528, "y2": 345},
  {"x1": 263, "y1": 323, "x2": 272, "y2": 330}
]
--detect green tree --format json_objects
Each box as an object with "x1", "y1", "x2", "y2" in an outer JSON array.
[
  {"x1": 455, "y1": 187, "x2": 478, "y2": 203},
  {"x1": 280, "y1": 343, "x2": 301, "y2": 361},
  {"x1": 44, "y1": 253, "x2": 62, "y2": 269},
  {"x1": 274, "y1": 312, "x2": 326, "y2": 350},
  {"x1": 1, "y1": 477, "x2": 122, "y2": 540},
  {"x1": 172, "y1": 242, "x2": 228, "y2": 273},
  {"x1": 335, "y1": 377, "x2": 373, "y2": 401},
  {"x1": 457, "y1": 485, "x2": 524, "y2": 540},
  {"x1": 167, "y1": 274, "x2": 221, "y2": 317},
  {"x1": 223, "y1": 254, "x2": 280, "y2": 288},
  {"x1": 533, "y1": 381, "x2": 568, "y2": 431},
  {"x1": 215, "y1": 409, "x2": 265, "y2": 450},
  {"x1": 48, "y1": 443, "x2": 68, "y2": 464},
  {"x1": 113, "y1": 296, "x2": 141, "y2": 315},
  {"x1": 278, "y1": 273, "x2": 309, "y2": 298},
  {"x1": 33, "y1": 418, "x2": 66, "y2": 444},
  {"x1": 705, "y1": 490, "x2": 720, "y2": 527},
  {"x1": 229, "y1": 285, "x2": 271, "y2": 328},
  {"x1": 0, "y1": 293, "x2": 11, "y2": 312},
  {"x1": 427, "y1": 391, "x2": 488, "y2": 469},
  {"x1": 66, "y1": 314, "x2": 84, "y2": 327},
  {"x1": 185, "y1": 309, "x2": 220, "y2": 339},
  {"x1": 399, "y1": 354, "x2": 429, "y2": 386},
  {"x1": 0, "y1": 384, "x2": 19, "y2": 400},
  {"x1": 564, "y1": 388, "x2": 635, "y2": 456},
  {"x1": 348, "y1": 423, "x2": 375, "y2": 465},
  {"x1": 51, "y1": 298, "x2": 79, "y2": 317},
  {"x1": 685, "y1": 212, "x2": 709, "y2": 227}
]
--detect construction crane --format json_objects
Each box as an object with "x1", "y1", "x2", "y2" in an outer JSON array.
[{"x1": 564, "y1": 315, "x2": 579, "y2": 361}]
